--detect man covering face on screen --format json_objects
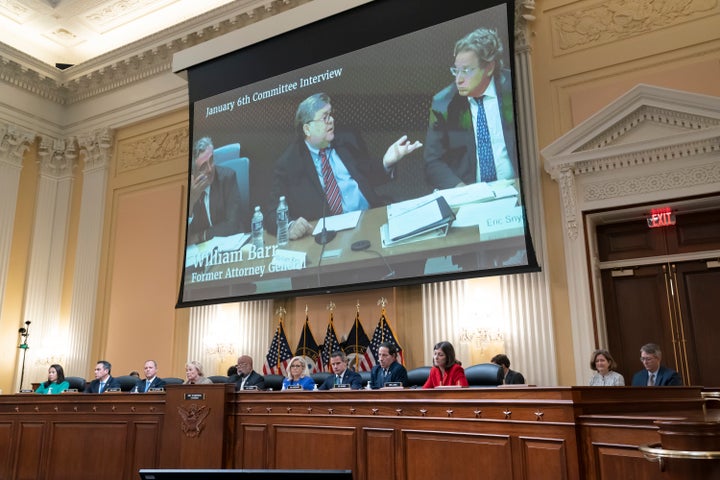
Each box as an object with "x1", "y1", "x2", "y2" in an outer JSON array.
[
  {"x1": 424, "y1": 27, "x2": 518, "y2": 190},
  {"x1": 267, "y1": 92, "x2": 422, "y2": 240},
  {"x1": 187, "y1": 136, "x2": 246, "y2": 244}
]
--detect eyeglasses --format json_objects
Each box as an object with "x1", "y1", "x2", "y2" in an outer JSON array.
[
  {"x1": 290, "y1": 364, "x2": 303, "y2": 368},
  {"x1": 309, "y1": 111, "x2": 333, "y2": 124},
  {"x1": 640, "y1": 356, "x2": 657, "y2": 362},
  {"x1": 450, "y1": 66, "x2": 478, "y2": 77}
]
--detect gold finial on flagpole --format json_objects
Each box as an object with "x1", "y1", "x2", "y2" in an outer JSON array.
[
  {"x1": 326, "y1": 301, "x2": 336, "y2": 311},
  {"x1": 377, "y1": 297, "x2": 388, "y2": 308},
  {"x1": 275, "y1": 305, "x2": 287, "y2": 319},
  {"x1": 305, "y1": 304, "x2": 309, "y2": 315},
  {"x1": 356, "y1": 300, "x2": 360, "y2": 312}
]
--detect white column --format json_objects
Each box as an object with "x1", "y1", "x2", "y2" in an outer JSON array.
[
  {"x1": 65, "y1": 130, "x2": 112, "y2": 377},
  {"x1": 0, "y1": 124, "x2": 35, "y2": 326},
  {"x1": 19, "y1": 137, "x2": 77, "y2": 387}
]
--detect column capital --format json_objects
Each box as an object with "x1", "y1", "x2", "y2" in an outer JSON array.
[
  {"x1": 38, "y1": 136, "x2": 77, "y2": 177},
  {"x1": 78, "y1": 129, "x2": 114, "y2": 171},
  {"x1": 0, "y1": 123, "x2": 36, "y2": 168}
]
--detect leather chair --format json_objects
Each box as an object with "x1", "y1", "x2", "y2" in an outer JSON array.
[
  {"x1": 359, "y1": 371, "x2": 371, "y2": 388},
  {"x1": 465, "y1": 363, "x2": 503, "y2": 387},
  {"x1": 406, "y1": 366, "x2": 431, "y2": 388},
  {"x1": 208, "y1": 375, "x2": 230, "y2": 384},
  {"x1": 65, "y1": 376, "x2": 86, "y2": 391},
  {"x1": 213, "y1": 143, "x2": 250, "y2": 214},
  {"x1": 311, "y1": 372, "x2": 332, "y2": 387},
  {"x1": 115, "y1": 375, "x2": 139, "y2": 392},
  {"x1": 263, "y1": 374, "x2": 284, "y2": 391},
  {"x1": 162, "y1": 377, "x2": 184, "y2": 385}
]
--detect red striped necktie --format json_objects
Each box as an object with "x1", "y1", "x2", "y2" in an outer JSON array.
[{"x1": 320, "y1": 148, "x2": 343, "y2": 215}]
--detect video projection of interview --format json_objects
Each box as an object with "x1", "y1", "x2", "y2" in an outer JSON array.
[{"x1": 177, "y1": 0, "x2": 538, "y2": 307}]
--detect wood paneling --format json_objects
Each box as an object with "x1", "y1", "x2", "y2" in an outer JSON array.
[{"x1": 0, "y1": 386, "x2": 713, "y2": 480}]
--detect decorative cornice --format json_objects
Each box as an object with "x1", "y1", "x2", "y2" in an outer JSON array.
[
  {"x1": 0, "y1": 0, "x2": 311, "y2": 105},
  {"x1": 38, "y1": 136, "x2": 77, "y2": 178},
  {"x1": 551, "y1": 0, "x2": 718, "y2": 54},
  {"x1": 116, "y1": 124, "x2": 189, "y2": 173}
]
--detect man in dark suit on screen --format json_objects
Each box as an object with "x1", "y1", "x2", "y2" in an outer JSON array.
[
  {"x1": 267, "y1": 92, "x2": 422, "y2": 240},
  {"x1": 187, "y1": 136, "x2": 246, "y2": 245},
  {"x1": 631, "y1": 343, "x2": 682, "y2": 386},
  {"x1": 84, "y1": 360, "x2": 121, "y2": 393},
  {"x1": 424, "y1": 27, "x2": 518, "y2": 190}
]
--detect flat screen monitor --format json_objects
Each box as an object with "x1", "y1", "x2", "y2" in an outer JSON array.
[
  {"x1": 177, "y1": 0, "x2": 538, "y2": 307},
  {"x1": 138, "y1": 470, "x2": 353, "y2": 480}
]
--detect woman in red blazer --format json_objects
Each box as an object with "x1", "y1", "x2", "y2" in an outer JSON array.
[{"x1": 423, "y1": 341, "x2": 469, "y2": 388}]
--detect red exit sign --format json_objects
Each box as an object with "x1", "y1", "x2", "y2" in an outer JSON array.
[{"x1": 646, "y1": 208, "x2": 676, "y2": 228}]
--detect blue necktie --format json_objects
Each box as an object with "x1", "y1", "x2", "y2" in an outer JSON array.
[{"x1": 475, "y1": 96, "x2": 497, "y2": 182}]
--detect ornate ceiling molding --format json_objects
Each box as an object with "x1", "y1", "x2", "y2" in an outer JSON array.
[{"x1": 0, "y1": 0, "x2": 310, "y2": 105}]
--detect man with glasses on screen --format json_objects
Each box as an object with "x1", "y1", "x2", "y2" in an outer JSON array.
[
  {"x1": 267, "y1": 92, "x2": 422, "y2": 240},
  {"x1": 424, "y1": 28, "x2": 517, "y2": 190},
  {"x1": 187, "y1": 136, "x2": 245, "y2": 245}
]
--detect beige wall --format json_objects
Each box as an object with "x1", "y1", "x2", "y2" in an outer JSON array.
[{"x1": 532, "y1": 0, "x2": 720, "y2": 384}]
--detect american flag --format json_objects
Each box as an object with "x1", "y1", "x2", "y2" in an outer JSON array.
[
  {"x1": 342, "y1": 310, "x2": 376, "y2": 372},
  {"x1": 321, "y1": 312, "x2": 342, "y2": 373},
  {"x1": 263, "y1": 320, "x2": 293, "y2": 376},
  {"x1": 295, "y1": 316, "x2": 321, "y2": 374},
  {"x1": 369, "y1": 311, "x2": 405, "y2": 366}
]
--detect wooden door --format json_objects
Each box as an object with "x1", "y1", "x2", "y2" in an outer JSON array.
[{"x1": 602, "y1": 260, "x2": 720, "y2": 387}]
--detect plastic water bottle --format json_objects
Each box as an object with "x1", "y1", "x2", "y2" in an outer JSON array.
[
  {"x1": 276, "y1": 196, "x2": 289, "y2": 246},
  {"x1": 251, "y1": 205, "x2": 264, "y2": 249}
]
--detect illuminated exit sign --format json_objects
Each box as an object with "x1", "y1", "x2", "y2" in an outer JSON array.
[{"x1": 646, "y1": 207, "x2": 676, "y2": 228}]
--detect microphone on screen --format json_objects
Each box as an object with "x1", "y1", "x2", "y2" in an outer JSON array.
[
  {"x1": 351, "y1": 240, "x2": 395, "y2": 280},
  {"x1": 314, "y1": 196, "x2": 336, "y2": 245}
]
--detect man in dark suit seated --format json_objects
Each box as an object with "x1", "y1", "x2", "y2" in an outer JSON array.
[
  {"x1": 266, "y1": 92, "x2": 422, "y2": 240},
  {"x1": 631, "y1": 343, "x2": 682, "y2": 386},
  {"x1": 186, "y1": 136, "x2": 246, "y2": 245},
  {"x1": 491, "y1": 353, "x2": 525, "y2": 384},
  {"x1": 369, "y1": 342, "x2": 408, "y2": 389},
  {"x1": 84, "y1": 360, "x2": 121, "y2": 393},
  {"x1": 318, "y1": 351, "x2": 363, "y2": 390},
  {"x1": 424, "y1": 28, "x2": 517, "y2": 190},
  {"x1": 233, "y1": 355, "x2": 265, "y2": 391},
  {"x1": 132, "y1": 360, "x2": 166, "y2": 393}
]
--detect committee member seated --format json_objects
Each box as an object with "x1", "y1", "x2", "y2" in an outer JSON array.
[
  {"x1": 588, "y1": 349, "x2": 625, "y2": 386},
  {"x1": 84, "y1": 360, "x2": 121, "y2": 393},
  {"x1": 631, "y1": 343, "x2": 682, "y2": 386},
  {"x1": 318, "y1": 351, "x2": 363, "y2": 390},
  {"x1": 369, "y1": 342, "x2": 408, "y2": 389},
  {"x1": 186, "y1": 136, "x2": 246, "y2": 245},
  {"x1": 424, "y1": 28, "x2": 517, "y2": 190},
  {"x1": 132, "y1": 360, "x2": 167, "y2": 392},
  {"x1": 281, "y1": 356, "x2": 316, "y2": 390},
  {"x1": 233, "y1": 355, "x2": 265, "y2": 391},
  {"x1": 184, "y1": 360, "x2": 213, "y2": 385},
  {"x1": 267, "y1": 92, "x2": 422, "y2": 240},
  {"x1": 491, "y1": 353, "x2": 525, "y2": 385},
  {"x1": 35, "y1": 364, "x2": 69, "y2": 395},
  {"x1": 423, "y1": 341, "x2": 468, "y2": 388}
]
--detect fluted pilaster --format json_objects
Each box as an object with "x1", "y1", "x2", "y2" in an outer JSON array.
[
  {"x1": 65, "y1": 130, "x2": 112, "y2": 376},
  {"x1": 19, "y1": 137, "x2": 77, "y2": 386},
  {"x1": 0, "y1": 124, "x2": 35, "y2": 372}
]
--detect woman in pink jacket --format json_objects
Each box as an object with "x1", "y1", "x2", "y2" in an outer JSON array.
[{"x1": 423, "y1": 341, "x2": 469, "y2": 388}]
